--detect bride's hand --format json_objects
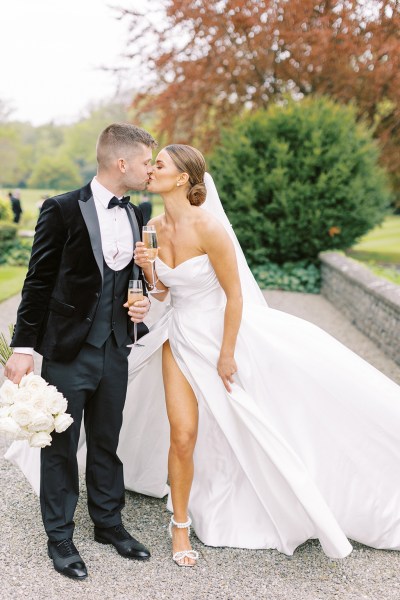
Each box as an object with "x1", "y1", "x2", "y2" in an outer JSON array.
[
  {"x1": 217, "y1": 354, "x2": 237, "y2": 393},
  {"x1": 133, "y1": 241, "x2": 148, "y2": 267},
  {"x1": 134, "y1": 241, "x2": 160, "y2": 267}
]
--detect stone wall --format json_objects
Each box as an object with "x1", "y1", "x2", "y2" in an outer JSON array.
[{"x1": 319, "y1": 252, "x2": 400, "y2": 366}]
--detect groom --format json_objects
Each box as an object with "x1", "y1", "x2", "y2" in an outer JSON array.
[{"x1": 5, "y1": 123, "x2": 157, "y2": 580}]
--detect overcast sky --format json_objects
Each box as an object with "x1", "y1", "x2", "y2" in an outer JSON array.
[{"x1": 0, "y1": 0, "x2": 135, "y2": 124}]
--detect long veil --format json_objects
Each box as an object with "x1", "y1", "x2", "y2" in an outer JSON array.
[{"x1": 202, "y1": 172, "x2": 267, "y2": 307}]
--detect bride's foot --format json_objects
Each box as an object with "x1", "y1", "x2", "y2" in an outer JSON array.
[{"x1": 168, "y1": 515, "x2": 199, "y2": 567}]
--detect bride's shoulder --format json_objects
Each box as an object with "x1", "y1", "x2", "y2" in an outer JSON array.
[
  {"x1": 193, "y1": 209, "x2": 225, "y2": 234},
  {"x1": 147, "y1": 214, "x2": 165, "y2": 229}
]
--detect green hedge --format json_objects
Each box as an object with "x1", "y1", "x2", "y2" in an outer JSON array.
[
  {"x1": 0, "y1": 222, "x2": 32, "y2": 266},
  {"x1": 209, "y1": 97, "x2": 392, "y2": 267},
  {"x1": 0, "y1": 221, "x2": 18, "y2": 242},
  {"x1": 0, "y1": 199, "x2": 12, "y2": 222}
]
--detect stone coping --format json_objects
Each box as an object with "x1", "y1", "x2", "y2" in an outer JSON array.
[
  {"x1": 319, "y1": 251, "x2": 400, "y2": 366},
  {"x1": 320, "y1": 252, "x2": 400, "y2": 311}
]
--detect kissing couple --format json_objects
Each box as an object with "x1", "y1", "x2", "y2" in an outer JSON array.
[{"x1": 5, "y1": 122, "x2": 400, "y2": 579}]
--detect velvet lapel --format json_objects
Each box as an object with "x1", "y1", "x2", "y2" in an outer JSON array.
[
  {"x1": 78, "y1": 190, "x2": 104, "y2": 282},
  {"x1": 125, "y1": 204, "x2": 140, "y2": 280}
]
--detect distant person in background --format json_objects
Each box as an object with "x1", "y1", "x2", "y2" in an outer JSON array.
[
  {"x1": 9, "y1": 189, "x2": 23, "y2": 224},
  {"x1": 138, "y1": 192, "x2": 152, "y2": 225}
]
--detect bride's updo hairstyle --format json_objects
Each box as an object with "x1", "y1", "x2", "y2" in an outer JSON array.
[{"x1": 165, "y1": 144, "x2": 207, "y2": 206}]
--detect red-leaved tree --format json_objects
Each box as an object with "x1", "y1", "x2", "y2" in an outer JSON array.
[{"x1": 119, "y1": 0, "x2": 400, "y2": 198}]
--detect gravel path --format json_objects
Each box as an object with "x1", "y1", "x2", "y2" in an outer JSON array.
[{"x1": 1, "y1": 291, "x2": 400, "y2": 600}]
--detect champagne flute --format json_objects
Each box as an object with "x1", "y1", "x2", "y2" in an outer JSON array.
[
  {"x1": 142, "y1": 225, "x2": 162, "y2": 294},
  {"x1": 128, "y1": 280, "x2": 144, "y2": 347}
]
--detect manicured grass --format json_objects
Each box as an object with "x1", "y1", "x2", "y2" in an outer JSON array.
[
  {"x1": 0, "y1": 266, "x2": 26, "y2": 303},
  {"x1": 347, "y1": 215, "x2": 400, "y2": 285},
  {"x1": 350, "y1": 216, "x2": 400, "y2": 263},
  {"x1": 366, "y1": 263, "x2": 400, "y2": 285}
]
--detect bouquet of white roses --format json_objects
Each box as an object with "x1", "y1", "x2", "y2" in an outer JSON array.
[{"x1": 0, "y1": 373, "x2": 73, "y2": 448}]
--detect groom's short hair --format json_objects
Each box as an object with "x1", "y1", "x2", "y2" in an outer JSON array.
[{"x1": 96, "y1": 123, "x2": 157, "y2": 167}]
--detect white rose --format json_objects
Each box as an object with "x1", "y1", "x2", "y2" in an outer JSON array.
[
  {"x1": 28, "y1": 391, "x2": 48, "y2": 413},
  {"x1": 15, "y1": 388, "x2": 32, "y2": 404},
  {"x1": 0, "y1": 406, "x2": 11, "y2": 418},
  {"x1": 0, "y1": 379, "x2": 18, "y2": 405},
  {"x1": 10, "y1": 401, "x2": 36, "y2": 427},
  {"x1": 54, "y1": 413, "x2": 74, "y2": 433},
  {"x1": 30, "y1": 431, "x2": 52, "y2": 448},
  {"x1": 0, "y1": 416, "x2": 21, "y2": 437},
  {"x1": 16, "y1": 427, "x2": 32, "y2": 441},
  {"x1": 19, "y1": 373, "x2": 48, "y2": 391},
  {"x1": 45, "y1": 389, "x2": 68, "y2": 415},
  {"x1": 27, "y1": 412, "x2": 55, "y2": 433}
]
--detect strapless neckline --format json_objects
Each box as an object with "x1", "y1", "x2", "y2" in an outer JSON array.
[{"x1": 156, "y1": 254, "x2": 208, "y2": 271}]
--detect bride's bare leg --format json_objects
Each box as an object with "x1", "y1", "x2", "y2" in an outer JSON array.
[{"x1": 162, "y1": 340, "x2": 198, "y2": 566}]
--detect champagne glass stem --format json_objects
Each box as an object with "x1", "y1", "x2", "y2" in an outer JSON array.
[{"x1": 134, "y1": 322, "x2": 138, "y2": 345}]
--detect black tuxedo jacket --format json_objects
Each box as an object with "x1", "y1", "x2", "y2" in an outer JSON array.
[{"x1": 11, "y1": 182, "x2": 148, "y2": 362}]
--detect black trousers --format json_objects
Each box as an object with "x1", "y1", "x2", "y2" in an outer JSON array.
[{"x1": 40, "y1": 336, "x2": 130, "y2": 541}]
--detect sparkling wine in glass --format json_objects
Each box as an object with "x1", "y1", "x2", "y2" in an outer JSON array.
[
  {"x1": 142, "y1": 225, "x2": 162, "y2": 294},
  {"x1": 128, "y1": 279, "x2": 144, "y2": 347}
]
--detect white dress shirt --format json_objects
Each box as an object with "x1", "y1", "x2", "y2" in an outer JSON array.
[
  {"x1": 91, "y1": 176, "x2": 133, "y2": 271},
  {"x1": 15, "y1": 177, "x2": 134, "y2": 355}
]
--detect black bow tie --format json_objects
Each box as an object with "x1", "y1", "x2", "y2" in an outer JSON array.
[{"x1": 107, "y1": 196, "x2": 130, "y2": 209}]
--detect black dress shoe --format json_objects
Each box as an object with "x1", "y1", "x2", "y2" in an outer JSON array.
[
  {"x1": 94, "y1": 524, "x2": 150, "y2": 560},
  {"x1": 48, "y1": 539, "x2": 88, "y2": 580}
]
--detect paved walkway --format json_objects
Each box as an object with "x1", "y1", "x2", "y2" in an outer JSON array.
[{"x1": 1, "y1": 291, "x2": 400, "y2": 600}]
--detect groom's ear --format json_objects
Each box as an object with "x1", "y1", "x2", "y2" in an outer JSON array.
[{"x1": 118, "y1": 158, "x2": 126, "y2": 173}]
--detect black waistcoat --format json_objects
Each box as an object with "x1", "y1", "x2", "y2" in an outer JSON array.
[{"x1": 86, "y1": 260, "x2": 133, "y2": 348}]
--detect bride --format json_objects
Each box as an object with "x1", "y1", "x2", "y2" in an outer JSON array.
[
  {"x1": 118, "y1": 144, "x2": 400, "y2": 566},
  {"x1": 6, "y1": 144, "x2": 400, "y2": 567}
]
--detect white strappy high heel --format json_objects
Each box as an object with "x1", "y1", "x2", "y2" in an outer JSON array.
[{"x1": 168, "y1": 515, "x2": 199, "y2": 567}]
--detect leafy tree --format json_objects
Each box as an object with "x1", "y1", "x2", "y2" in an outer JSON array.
[
  {"x1": 208, "y1": 97, "x2": 391, "y2": 265},
  {"x1": 30, "y1": 124, "x2": 66, "y2": 164},
  {"x1": 61, "y1": 101, "x2": 131, "y2": 182},
  {"x1": 0, "y1": 124, "x2": 30, "y2": 187},
  {"x1": 28, "y1": 155, "x2": 82, "y2": 190},
  {"x1": 120, "y1": 0, "x2": 400, "y2": 199}
]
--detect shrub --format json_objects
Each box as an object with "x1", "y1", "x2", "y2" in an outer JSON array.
[
  {"x1": 0, "y1": 221, "x2": 18, "y2": 242},
  {"x1": 208, "y1": 97, "x2": 392, "y2": 266},
  {"x1": 1, "y1": 239, "x2": 32, "y2": 266},
  {"x1": 0, "y1": 199, "x2": 13, "y2": 221},
  {"x1": 252, "y1": 260, "x2": 321, "y2": 294}
]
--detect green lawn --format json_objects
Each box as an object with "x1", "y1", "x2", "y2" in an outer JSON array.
[
  {"x1": 347, "y1": 215, "x2": 400, "y2": 285},
  {"x1": 0, "y1": 266, "x2": 26, "y2": 303},
  {"x1": 350, "y1": 215, "x2": 400, "y2": 263},
  {"x1": 365, "y1": 263, "x2": 400, "y2": 285}
]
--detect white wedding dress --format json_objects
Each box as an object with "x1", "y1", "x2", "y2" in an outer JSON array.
[{"x1": 5, "y1": 174, "x2": 400, "y2": 559}]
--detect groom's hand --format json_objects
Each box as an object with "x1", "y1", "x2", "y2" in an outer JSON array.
[
  {"x1": 4, "y1": 353, "x2": 34, "y2": 385},
  {"x1": 124, "y1": 297, "x2": 151, "y2": 323}
]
